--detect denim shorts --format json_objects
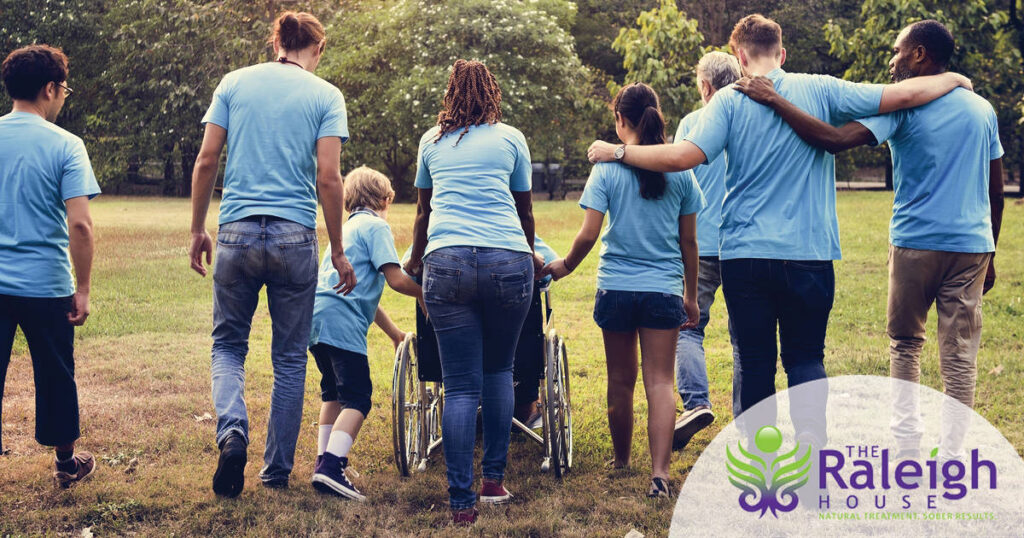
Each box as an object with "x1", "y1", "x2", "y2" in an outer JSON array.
[{"x1": 593, "y1": 289, "x2": 684, "y2": 332}]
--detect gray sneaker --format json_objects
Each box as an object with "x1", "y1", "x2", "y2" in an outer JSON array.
[{"x1": 672, "y1": 406, "x2": 715, "y2": 451}]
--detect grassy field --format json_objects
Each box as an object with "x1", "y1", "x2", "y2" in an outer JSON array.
[{"x1": 1, "y1": 193, "x2": 1021, "y2": 536}]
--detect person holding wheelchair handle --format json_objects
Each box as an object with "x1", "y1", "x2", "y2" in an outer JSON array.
[
  {"x1": 308, "y1": 166, "x2": 421, "y2": 501},
  {"x1": 403, "y1": 59, "x2": 541, "y2": 526},
  {"x1": 541, "y1": 82, "x2": 703, "y2": 500}
]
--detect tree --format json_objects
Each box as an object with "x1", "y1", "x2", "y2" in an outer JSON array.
[{"x1": 320, "y1": 0, "x2": 600, "y2": 199}]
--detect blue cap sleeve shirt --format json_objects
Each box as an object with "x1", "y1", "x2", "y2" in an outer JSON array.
[
  {"x1": 309, "y1": 211, "x2": 401, "y2": 355},
  {"x1": 0, "y1": 112, "x2": 101, "y2": 297},
  {"x1": 684, "y1": 68, "x2": 884, "y2": 261},
  {"x1": 201, "y1": 62, "x2": 349, "y2": 229},
  {"x1": 856, "y1": 88, "x2": 1001, "y2": 253},
  {"x1": 578, "y1": 162, "x2": 706, "y2": 297},
  {"x1": 413, "y1": 123, "x2": 532, "y2": 257},
  {"x1": 676, "y1": 107, "x2": 728, "y2": 258}
]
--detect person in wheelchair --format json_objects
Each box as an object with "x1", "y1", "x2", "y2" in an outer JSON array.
[{"x1": 308, "y1": 167, "x2": 421, "y2": 501}]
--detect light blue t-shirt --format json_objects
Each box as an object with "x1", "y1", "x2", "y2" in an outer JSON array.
[
  {"x1": 857, "y1": 88, "x2": 1002, "y2": 253},
  {"x1": 202, "y1": 62, "x2": 349, "y2": 229},
  {"x1": 309, "y1": 210, "x2": 400, "y2": 355},
  {"x1": 578, "y1": 162, "x2": 705, "y2": 296},
  {"x1": 414, "y1": 123, "x2": 532, "y2": 256},
  {"x1": 0, "y1": 112, "x2": 101, "y2": 297},
  {"x1": 685, "y1": 68, "x2": 884, "y2": 261},
  {"x1": 676, "y1": 108, "x2": 727, "y2": 257}
]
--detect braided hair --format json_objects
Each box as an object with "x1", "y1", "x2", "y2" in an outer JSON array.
[{"x1": 434, "y1": 59, "x2": 502, "y2": 145}]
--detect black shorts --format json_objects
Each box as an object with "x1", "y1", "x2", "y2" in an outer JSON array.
[{"x1": 310, "y1": 343, "x2": 372, "y2": 417}]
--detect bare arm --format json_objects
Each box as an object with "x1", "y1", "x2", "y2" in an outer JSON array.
[
  {"x1": 404, "y1": 188, "x2": 432, "y2": 276},
  {"x1": 878, "y1": 72, "x2": 972, "y2": 114},
  {"x1": 66, "y1": 196, "x2": 94, "y2": 326},
  {"x1": 540, "y1": 208, "x2": 604, "y2": 280},
  {"x1": 381, "y1": 263, "x2": 422, "y2": 299},
  {"x1": 678, "y1": 213, "x2": 699, "y2": 329},
  {"x1": 316, "y1": 137, "x2": 356, "y2": 295},
  {"x1": 512, "y1": 190, "x2": 535, "y2": 251},
  {"x1": 984, "y1": 158, "x2": 1004, "y2": 294},
  {"x1": 374, "y1": 306, "x2": 407, "y2": 349},
  {"x1": 587, "y1": 140, "x2": 708, "y2": 172},
  {"x1": 188, "y1": 123, "x2": 226, "y2": 276},
  {"x1": 735, "y1": 76, "x2": 876, "y2": 154}
]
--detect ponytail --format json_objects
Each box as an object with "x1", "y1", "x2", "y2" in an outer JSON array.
[
  {"x1": 612, "y1": 83, "x2": 667, "y2": 200},
  {"x1": 270, "y1": 11, "x2": 325, "y2": 52}
]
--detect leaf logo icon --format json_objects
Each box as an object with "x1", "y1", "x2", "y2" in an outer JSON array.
[{"x1": 726, "y1": 425, "x2": 812, "y2": 518}]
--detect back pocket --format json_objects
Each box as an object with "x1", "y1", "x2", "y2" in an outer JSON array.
[{"x1": 492, "y1": 269, "x2": 531, "y2": 309}]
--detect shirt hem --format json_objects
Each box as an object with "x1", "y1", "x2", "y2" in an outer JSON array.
[{"x1": 889, "y1": 240, "x2": 995, "y2": 254}]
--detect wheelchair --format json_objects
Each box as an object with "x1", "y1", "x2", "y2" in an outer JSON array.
[{"x1": 391, "y1": 284, "x2": 573, "y2": 478}]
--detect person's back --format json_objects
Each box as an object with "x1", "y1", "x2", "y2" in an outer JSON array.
[{"x1": 205, "y1": 61, "x2": 347, "y2": 228}]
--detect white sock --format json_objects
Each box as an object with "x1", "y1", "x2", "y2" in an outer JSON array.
[
  {"x1": 326, "y1": 430, "x2": 354, "y2": 458},
  {"x1": 317, "y1": 424, "x2": 333, "y2": 455}
]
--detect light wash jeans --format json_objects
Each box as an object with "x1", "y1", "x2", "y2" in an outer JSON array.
[
  {"x1": 422, "y1": 246, "x2": 534, "y2": 511},
  {"x1": 210, "y1": 216, "x2": 318, "y2": 484},
  {"x1": 675, "y1": 257, "x2": 738, "y2": 411}
]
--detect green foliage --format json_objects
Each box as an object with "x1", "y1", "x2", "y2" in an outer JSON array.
[
  {"x1": 609, "y1": 0, "x2": 706, "y2": 128},
  {"x1": 320, "y1": 0, "x2": 600, "y2": 198},
  {"x1": 572, "y1": 0, "x2": 658, "y2": 82}
]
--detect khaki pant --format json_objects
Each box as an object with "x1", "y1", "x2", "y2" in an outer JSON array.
[{"x1": 887, "y1": 245, "x2": 991, "y2": 457}]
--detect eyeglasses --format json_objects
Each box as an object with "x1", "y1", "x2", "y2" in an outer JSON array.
[{"x1": 58, "y1": 82, "x2": 73, "y2": 97}]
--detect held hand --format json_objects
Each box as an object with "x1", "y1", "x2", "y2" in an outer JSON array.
[
  {"x1": 587, "y1": 140, "x2": 617, "y2": 163},
  {"x1": 403, "y1": 257, "x2": 423, "y2": 278},
  {"x1": 734, "y1": 76, "x2": 778, "y2": 106},
  {"x1": 983, "y1": 259, "x2": 996, "y2": 294},
  {"x1": 331, "y1": 250, "x2": 357, "y2": 295},
  {"x1": 189, "y1": 231, "x2": 213, "y2": 276},
  {"x1": 680, "y1": 297, "x2": 699, "y2": 330},
  {"x1": 541, "y1": 259, "x2": 572, "y2": 281},
  {"x1": 67, "y1": 289, "x2": 90, "y2": 326},
  {"x1": 533, "y1": 252, "x2": 546, "y2": 278}
]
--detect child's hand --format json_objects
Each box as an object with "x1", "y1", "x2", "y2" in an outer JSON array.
[
  {"x1": 540, "y1": 259, "x2": 572, "y2": 281},
  {"x1": 680, "y1": 296, "x2": 699, "y2": 330}
]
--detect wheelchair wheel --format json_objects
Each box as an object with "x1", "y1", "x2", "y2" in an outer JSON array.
[
  {"x1": 392, "y1": 334, "x2": 423, "y2": 477},
  {"x1": 545, "y1": 332, "x2": 572, "y2": 478}
]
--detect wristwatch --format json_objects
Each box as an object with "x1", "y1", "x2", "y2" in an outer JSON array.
[{"x1": 614, "y1": 144, "x2": 626, "y2": 160}]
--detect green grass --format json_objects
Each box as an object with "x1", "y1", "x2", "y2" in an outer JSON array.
[{"x1": 1, "y1": 193, "x2": 1021, "y2": 536}]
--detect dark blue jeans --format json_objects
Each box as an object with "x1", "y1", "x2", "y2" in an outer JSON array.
[
  {"x1": 423, "y1": 246, "x2": 534, "y2": 511},
  {"x1": 210, "y1": 216, "x2": 318, "y2": 484},
  {"x1": 720, "y1": 258, "x2": 832, "y2": 446}
]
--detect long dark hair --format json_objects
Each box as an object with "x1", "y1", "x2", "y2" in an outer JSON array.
[
  {"x1": 434, "y1": 59, "x2": 502, "y2": 145},
  {"x1": 612, "y1": 83, "x2": 666, "y2": 200}
]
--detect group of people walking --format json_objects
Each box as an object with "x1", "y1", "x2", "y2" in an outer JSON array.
[{"x1": 0, "y1": 7, "x2": 1004, "y2": 528}]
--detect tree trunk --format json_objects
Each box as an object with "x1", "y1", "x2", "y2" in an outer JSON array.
[
  {"x1": 163, "y1": 155, "x2": 176, "y2": 196},
  {"x1": 180, "y1": 143, "x2": 197, "y2": 197}
]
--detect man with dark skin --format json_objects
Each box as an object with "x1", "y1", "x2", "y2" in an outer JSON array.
[{"x1": 735, "y1": 20, "x2": 1004, "y2": 459}]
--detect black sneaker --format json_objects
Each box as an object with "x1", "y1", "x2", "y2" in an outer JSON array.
[
  {"x1": 311, "y1": 452, "x2": 365, "y2": 501},
  {"x1": 672, "y1": 406, "x2": 715, "y2": 451},
  {"x1": 261, "y1": 477, "x2": 289, "y2": 489},
  {"x1": 212, "y1": 432, "x2": 246, "y2": 498}
]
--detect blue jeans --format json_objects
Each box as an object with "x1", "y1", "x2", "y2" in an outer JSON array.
[
  {"x1": 423, "y1": 247, "x2": 534, "y2": 510},
  {"x1": 210, "y1": 216, "x2": 318, "y2": 483},
  {"x1": 675, "y1": 258, "x2": 738, "y2": 411},
  {"x1": 720, "y1": 258, "x2": 832, "y2": 446}
]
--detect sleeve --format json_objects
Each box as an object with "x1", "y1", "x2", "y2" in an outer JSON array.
[
  {"x1": 201, "y1": 78, "x2": 230, "y2": 129},
  {"x1": 414, "y1": 132, "x2": 433, "y2": 189},
  {"x1": 823, "y1": 76, "x2": 885, "y2": 124},
  {"x1": 854, "y1": 113, "x2": 900, "y2": 147},
  {"x1": 578, "y1": 165, "x2": 608, "y2": 213},
  {"x1": 367, "y1": 221, "x2": 401, "y2": 271},
  {"x1": 508, "y1": 130, "x2": 532, "y2": 192},
  {"x1": 679, "y1": 171, "x2": 706, "y2": 216},
  {"x1": 988, "y1": 108, "x2": 1004, "y2": 160},
  {"x1": 60, "y1": 138, "x2": 101, "y2": 201},
  {"x1": 533, "y1": 236, "x2": 559, "y2": 264},
  {"x1": 683, "y1": 91, "x2": 731, "y2": 164},
  {"x1": 317, "y1": 88, "x2": 350, "y2": 143}
]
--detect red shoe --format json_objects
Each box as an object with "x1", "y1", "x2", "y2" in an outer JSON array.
[
  {"x1": 479, "y1": 477, "x2": 513, "y2": 504},
  {"x1": 452, "y1": 507, "x2": 478, "y2": 525}
]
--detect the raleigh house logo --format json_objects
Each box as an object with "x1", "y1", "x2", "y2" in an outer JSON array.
[{"x1": 726, "y1": 425, "x2": 812, "y2": 518}]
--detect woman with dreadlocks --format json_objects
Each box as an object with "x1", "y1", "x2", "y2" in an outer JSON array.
[{"x1": 404, "y1": 59, "x2": 538, "y2": 525}]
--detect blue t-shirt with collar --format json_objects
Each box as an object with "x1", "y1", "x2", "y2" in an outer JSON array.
[
  {"x1": 685, "y1": 67, "x2": 884, "y2": 261},
  {"x1": 578, "y1": 162, "x2": 705, "y2": 297},
  {"x1": 857, "y1": 88, "x2": 1001, "y2": 253},
  {"x1": 309, "y1": 210, "x2": 400, "y2": 356},
  {"x1": 202, "y1": 62, "x2": 349, "y2": 229},
  {"x1": 414, "y1": 123, "x2": 532, "y2": 257},
  {"x1": 676, "y1": 107, "x2": 727, "y2": 258},
  {"x1": 0, "y1": 111, "x2": 101, "y2": 297}
]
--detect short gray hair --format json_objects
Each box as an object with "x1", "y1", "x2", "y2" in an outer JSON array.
[{"x1": 696, "y1": 51, "x2": 741, "y2": 91}]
